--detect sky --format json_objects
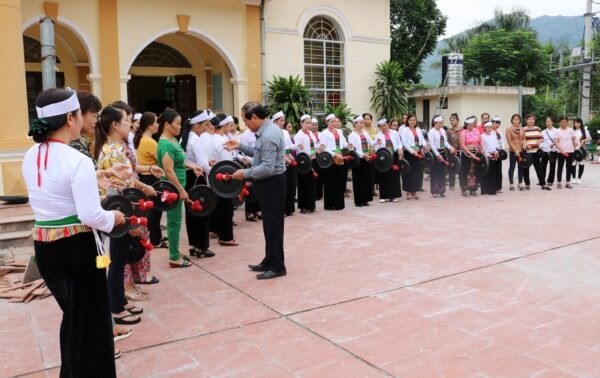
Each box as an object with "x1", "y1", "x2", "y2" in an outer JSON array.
[{"x1": 436, "y1": 0, "x2": 587, "y2": 38}]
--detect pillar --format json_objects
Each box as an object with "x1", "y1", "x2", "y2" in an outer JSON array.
[
  {"x1": 245, "y1": 5, "x2": 261, "y2": 102},
  {"x1": 98, "y1": 0, "x2": 120, "y2": 103}
]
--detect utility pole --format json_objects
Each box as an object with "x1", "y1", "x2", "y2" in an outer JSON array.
[
  {"x1": 39, "y1": 16, "x2": 56, "y2": 90},
  {"x1": 582, "y1": 0, "x2": 593, "y2": 121}
]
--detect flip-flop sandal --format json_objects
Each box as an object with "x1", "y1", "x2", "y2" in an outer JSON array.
[
  {"x1": 218, "y1": 240, "x2": 239, "y2": 246},
  {"x1": 125, "y1": 291, "x2": 148, "y2": 302},
  {"x1": 152, "y1": 241, "x2": 169, "y2": 248},
  {"x1": 113, "y1": 327, "x2": 133, "y2": 342},
  {"x1": 113, "y1": 313, "x2": 141, "y2": 325},
  {"x1": 115, "y1": 350, "x2": 122, "y2": 360},
  {"x1": 169, "y1": 259, "x2": 192, "y2": 268},
  {"x1": 124, "y1": 304, "x2": 143, "y2": 315},
  {"x1": 134, "y1": 276, "x2": 160, "y2": 285}
]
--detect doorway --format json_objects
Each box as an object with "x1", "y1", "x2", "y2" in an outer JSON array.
[{"x1": 127, "y1": 74, "x2": 196, "y2": 120}]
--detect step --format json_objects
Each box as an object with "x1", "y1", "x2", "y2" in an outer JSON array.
[
  {"x1": 0, "y1": 203, "x2": 33, "y2": 218},
  {"x1": 0, "y1": 230, "x2": 32, "y2": 249},
  {"x1": 0, "y1": 215, "x2": 35, "y2": 233}
]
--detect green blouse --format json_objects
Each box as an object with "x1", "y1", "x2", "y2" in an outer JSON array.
[{"x1": 157, "y1": 138, "x2": 186, "y2": 186}]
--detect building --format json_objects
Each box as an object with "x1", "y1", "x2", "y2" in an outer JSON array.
[
  {"x1": 0, "y1": 0, "x2": 390, "y2": 195},
  {"x1": 409, "y1": 85, "x2": 536, "y2": 130}
]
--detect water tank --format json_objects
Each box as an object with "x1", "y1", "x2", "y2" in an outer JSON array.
[{"x1": 441, "y1": 53, "x2": 464, "y2": 86}]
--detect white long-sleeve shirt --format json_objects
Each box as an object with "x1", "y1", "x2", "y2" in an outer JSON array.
[
  {"x1": 400, "y1": 127, "x2": 427, "y2": 154},
  {"x1": 541, "y1": 128, "x2": 557, "y2": 152},
  {"x1": 186, "y1": 131, "x2": 213, "y2": 174},
  {"x1": 427, "y1": 128, "x2": 453, "y2": 157},
  {"x1": 320, "y1": 128, "x2": 348, "y2": 155},
  {"x1": 282, "y1": 129, "x2": 296, "y2": 152},
  {"x1": 480, "y1": 132, "x2": 501, "y2": 156},
  {"x1": 22, "y1": 142, "x2": 115, "y2": 232},
  {"x1": 348, "y1": 130, "x2": 374, "y2": 158},
  {"x1": 294, "y1": 130, "x2": 319, "y2": 155},
  {"x1": 374, "y1": 130, "x2": 402, "y2": 152},
  {"x1": 212, "y1": 133, "x2": 235, "y2": 162}
]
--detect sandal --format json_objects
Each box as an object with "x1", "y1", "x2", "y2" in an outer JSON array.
[
  {"x1": 113, "y1": 326, "x2": 133, "y2": 342},
  {"x1": 124, "y1": 304, "x2": 143, "y2": 315},
  {"x1": 152, "y1": 241, "x2": 169, "y2": 248},
  {"x1": 134, "y1": 276, "x2": 160, "y2": 285},
  {"x1": 509, "y1": 185, "x2": 515, "y2": 191},
  {"x1": 255, "y1": 212, "x2": 263, "y2": 220},
  {"x1": 218, "y1": 239, "x2": 239, "y2": 246},
  {"x1": 115, "y1": 349, "x2": 122, "y2": 360},
  {"x1": 462, "y1": 191, "x2": 470, "y2": 197},
  {"x1": 125, "y1": 291, "x2": 148, "y2": 302},
  {"x1": 169, "y1": 259, "x2": 192, "y2": 268},
  {"x1": 113, "y1": 313, "x2": 141, "y2": 325},
  {"x1": 245, "y1": 214, "x2": 257, "y2": 222},
  {"x1": 518, "y1": 185, "x2": 526, "y2": 191}
]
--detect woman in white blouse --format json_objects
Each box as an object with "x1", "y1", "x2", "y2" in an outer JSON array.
[
  {"x1": 399, "y1": 114, "x2": 428, "y2": 200},
  {"x1": 22, "y1": 88, "x2": 125, "y2": 377},
  {"x1": 348, "y1": 115, "x2": 375, "y2": 207},
  {"x1": 294, "y1": 114, "x2": 319, "y2": 213}
]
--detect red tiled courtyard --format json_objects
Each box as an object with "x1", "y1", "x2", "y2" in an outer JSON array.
[{"x1": 2, "y1": 165, "x2": 600, "y2": 378}]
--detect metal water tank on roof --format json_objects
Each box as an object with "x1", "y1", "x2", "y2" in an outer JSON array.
[{"x1": 441, "y1": 53, "x2": 464, "y2": 86}]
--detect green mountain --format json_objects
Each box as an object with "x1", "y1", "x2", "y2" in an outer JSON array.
[{"x1": 419, "y1": 15, "x2": 584, "y2": 85}]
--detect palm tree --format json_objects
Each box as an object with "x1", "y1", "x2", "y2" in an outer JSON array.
[
  {"x1": 264, "y1": 75, "x2": 311, "y2": 130},
  {"x1": 369, "y1": 61, "x2": 409, "y2": 120}
]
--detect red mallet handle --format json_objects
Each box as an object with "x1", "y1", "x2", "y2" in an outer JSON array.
[
  {"x1": 344, "y1": 156, "x2": 352, "y2": 161},
  {"x1": 216, "y1": 172, "x2": 232, "y2": 181},
  {"x1": 140, "y1": 238, "x2": 153, "y2": 251},
  {"x1": 392, "y1": 165, "x2": 399, "y2": 171},
  {"x1": 291, "y1": 160, "x2": 298, "y2": 167},
  {"x1": 312, "y1": 170, "x2": 319, "y2": 178},
  {"x1": 161, "y1": 190, "x2": 179, "y2": 204},
  {"x1": 416, "y1": 153, "x2": 423, "y2": 159},
  {"x1": 137, "y1": 199, "x2": 154, "y2": 211},
  {"x1": 563, "y1": 153, "x2": 569, "y2": 158}
]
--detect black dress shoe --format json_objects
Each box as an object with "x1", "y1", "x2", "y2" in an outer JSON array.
[
  {"x1": 200, "y1": 249, "x2": 215, "y2": 257},
  {"x1": 248, "y1": 264, "x2": 267, "y2": 272},
  {"x1": 256, "y1": 269, "x2": 287, "y2": 280}
]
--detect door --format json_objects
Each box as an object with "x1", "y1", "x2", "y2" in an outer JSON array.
[{"x1": 175, "y1": 75, "x2": 196, "y2": 121}]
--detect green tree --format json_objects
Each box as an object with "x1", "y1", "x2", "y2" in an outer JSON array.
[
  {"x1": 369, "y1": 61, "x2": 409, "y2": 120},
  {"x1": 264, "y1": 75, "x2": 311, "y2": 129},
  {"x1": 390, "y1": 0, "x2": 446, "y2": 82},
  {"x1": 462, "y1": 30, "x2": 552, "y2": 87}
]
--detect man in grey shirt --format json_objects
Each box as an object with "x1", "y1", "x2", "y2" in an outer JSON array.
[{"x1": 225, "y1": 101, "x2": 287, "y2": 279}]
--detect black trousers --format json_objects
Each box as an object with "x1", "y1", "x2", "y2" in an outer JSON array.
[
  {"x1": 35, "y1": 232, "x2": 116, "y2": 378},
  {"x1": 213, "y1": 196, "x2": 234, "y2": 241},
  {"x1": 314, "y1": 161, "x2": 323, "y2": 201},
  {"x1": 529, "y1": 151, "x2": 546, "y2": 186},
  {"x1": 107, "y1": 233, "x2": 131, "y2": 313},
  {"x1": 322, "y1": 163, "x2": 346, "y2": 210},
  {"x1": 285, "y1": 165, "x2": 296, "y2": 215},
  {"x1": 256, "y1": 173, "x2": 286, "y2": 272},
  {"x1": 508, "y1": 152, "x2": 525, "y2": 185},
  {"x1": 352, "y1": 159, "x2": 373, "y2": 206},
  {"x1": 184, "y1": 170, "x2": 209, "y2": 250},
  {"x1": 557, "y1": 153, "x2": 574, "y2": 182},
  {"x1": 541, "y1": 152, "x2": 556, "y2": 184},
  {"x1": 139, "y1": 174, "x2": 163, "y2": 245}
]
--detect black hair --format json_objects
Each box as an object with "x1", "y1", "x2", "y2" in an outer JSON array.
[
  {"x1": 525, "y1": 114, "x2": 536, "y2": 121},
  {"x1": 180, "y1": 110, "x2": 203, "y2": 151},
  {"x1": 241, "y1": 101, "x2": 268, "y2": 120},
  {"x1": 110, "y1": 100, "x2": 133, "y2": 116},
  {"x1": 95, "y1": 105, "x2": 126, "y2": 159},
  {"x1": 406, "y1": 113, "x2": 417, "y2": 127},
  {"x1": 155, "y1": 107, "x2": 180, "y2": 140},
  {"x1": 481, "y1": 112, "x2": 490, "y2": 119},
  {"x1": 431, "y1": 114, "x2": 442, "y2": 128},
  {"x1": 511, "y1": 113, "x2": 522, "y2": 125},
  {"x1": 362, "y1": 113, "x2": 373, "y2": 120},
  {"x1": 133, "y1": 112, "x2": 157, "y2": 149},
  {"x1": 76, "y1": 91, "x2": 102, "y2": 114},
  {"x1": 233, "y1": 116, "x2": 239, "y2": 126},
  {"x1": 558, "y1": 116, "x2": 568, "y2": 122},
  {"x1": 213, "y1": 113, "x2": 228, "y2": 130},
  {"x1": 573, "y1": 117, "x2": 586, "y2": 141},
  {"x1": 30, "y1": 88, "x2": 80, "y2": 143}
]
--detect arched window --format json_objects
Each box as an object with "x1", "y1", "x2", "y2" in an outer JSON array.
[
  {"x1": 132, "y1": 42, "x2": 192, "y2": 68},
  {"x1": 303, "y1": 16, "x2": 344, "y2": 113},
  {"x1": 23, "y1": 36, "x2": 61, "y2": 63}
]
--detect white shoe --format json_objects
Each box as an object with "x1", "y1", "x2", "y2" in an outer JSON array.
[
  {"x1": 379, "y1": 199, "x2": 386, "y2": 203},
  {"x1": 578, "y1": 178, "x2": 583, "y2": 184},
  {"x1": 392, "y1": 198, "x2": 399, "y2": 202}
]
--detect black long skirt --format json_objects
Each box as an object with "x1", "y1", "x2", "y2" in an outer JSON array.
[
  {"x1": 323, "y1": 163, "x2": 346, "y2": 210},
  {"x1": 402, "y1": 152, "x2": 424, "y2": 193},
  {"x1": 297, "y1": 169, "x2": 316, "y2": 211},
  {"x1": 285, "y1": 165, "x2": 297, "y2": 215},
  {"x1": 481, "y1": 158, "x2": 500, "y2": 195},
  {"x1": 430, "y1": 157, "x2": 447, "y2": 195},
  {"x1": 185, "y1": 170, "x2": 210, "y2": 250},
  {"x1": 352, "y1": 159, "x2": 374, "y2": 206},
  {"x1": 379, "y1": 153, "x2": 402, "y2": 200}
]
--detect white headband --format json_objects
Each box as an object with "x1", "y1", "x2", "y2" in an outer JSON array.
[
  {"x1": 353, "y1": 115, "x2": 364, "y2": 123},
  {"x1": 300, "y1": 114, "x2": 311, "y2": 122},
  {"x1": 133, "y1": 113, "x2": 142, "y2": 121},
  {"x1": 311, "y1": 117, "x2": 318, "y2": 124},
  {"x1": 36, "y1": 88, "x2": 80, "y2": 118},
  {"x1": 492, "y1": 116, "x2": 501, "y2": 122},
  {"x1": 219, "y1": 115, "x2": 234, "y2": 126},
  {"x1": 433, "y1": 116, "x2": 444, "y2": 123},
  {"x1": 271, "y1": 111, "x2": 284, "y2": 121},
  {"x1": 377, "y1": 118, "x2": 387, "y2": 126},
  {"x1": 465, "y1": 117, "x2": 476, "y2": 125},
  {"x1": 190, "y1": 111, "x2": 211, "y2": 124},
  {"x1": 484, "y1": 121, "x2": 493, "y2": 127},
  {"x1": 325, "y1": 113, "x2": 336, "y2": 122}
]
